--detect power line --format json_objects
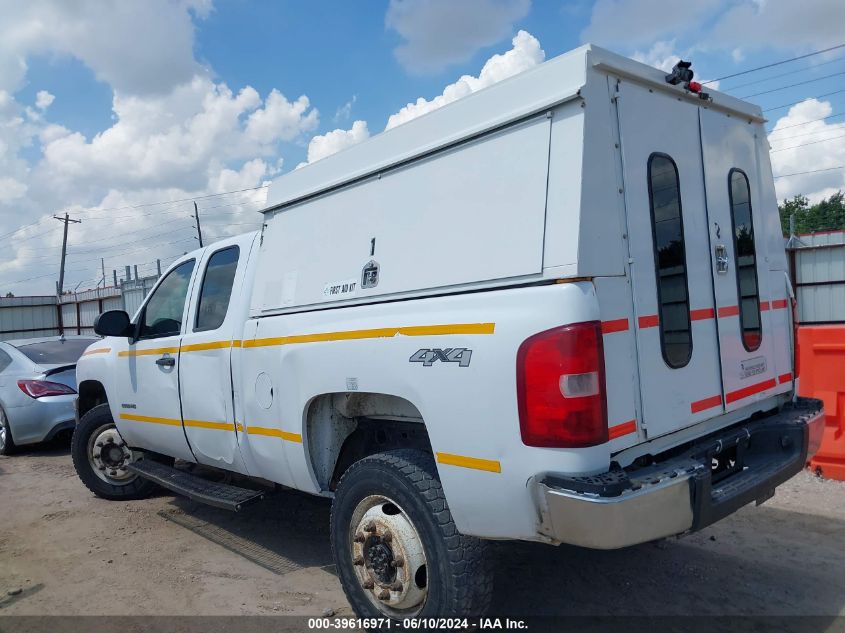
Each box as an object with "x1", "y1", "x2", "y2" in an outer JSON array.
[
  {"x1": 704, "y1": 43, "x2": 845, "y2": 85},
  {"x1": 773, "y1": 165, "x2": 845, "y2": 178},
  {"x1": 769, "y1": 132, "x2": 845, "y2": 153},
  {"x1": 722, "y1": 55, "x2": 845, "y2": 91},
  {"x1": 738, "y1": 69, "x2": 845, "y2": 99},
  {"x1": 75, "y1": 184, "x2": 269, "y2": 215},
  {"x1": 763, "y1": 88, "x2": 845, "y2": 112},
  {"x1": 768, "y1": 113, "x2": 845, "y2": 138}
]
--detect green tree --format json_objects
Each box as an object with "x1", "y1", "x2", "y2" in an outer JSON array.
[{"x1": 779, "y1": 190, "x2": 845, "y2": 235}]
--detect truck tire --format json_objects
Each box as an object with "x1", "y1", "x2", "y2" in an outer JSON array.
[
  {"x1": 330, "y1": 449, "x2": 493, "y2": 621},
  {"x1": 71, "y1": 403, "x2": 157, "y2": 500},
  {"x1": 0, "y1": 406, "x2": 15, "y2": 456}
]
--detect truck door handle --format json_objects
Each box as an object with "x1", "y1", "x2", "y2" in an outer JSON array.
[{"x1": 156, "y1": 356, "x2": 175, "y2": 367}]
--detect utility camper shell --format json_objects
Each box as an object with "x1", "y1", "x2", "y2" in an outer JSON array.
[
  {"x1": 250, "y1": 43, "x2": 795, "y2": 453},
  {"x1": 252, "y1": 44, "x2": 774, "y2": 314}
]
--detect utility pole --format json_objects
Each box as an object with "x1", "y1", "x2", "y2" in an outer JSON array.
[
  {"x1": 193, "y1": 201, "x2": 203, "y2": 247},
  {"x1": 100, "y1": 258, "x2": 106, "y2": 287},
  {"x1": 53, "y1": 213, "x2": 81, "y2": 296}
]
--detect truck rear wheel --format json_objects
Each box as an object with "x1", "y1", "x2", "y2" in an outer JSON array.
[
  {"x1": 330, "y1": 449, "x2": 493, "y2": 620},
  {"x1": 71, "y1": 403, "x2": 156, "y2": 500}
]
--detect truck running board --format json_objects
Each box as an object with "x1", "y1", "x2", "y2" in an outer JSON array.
[{"x1": 127, "y1": 459, "x2": 265, "y2": 512}]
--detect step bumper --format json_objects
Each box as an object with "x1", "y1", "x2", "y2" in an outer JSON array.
[{"x1": 535, "y1": 397, "x2": 824, "y2": 550}]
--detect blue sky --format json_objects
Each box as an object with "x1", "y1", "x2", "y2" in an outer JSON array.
[{"x1": 1, "y1": 0, "x2": 844, "y2": 293}]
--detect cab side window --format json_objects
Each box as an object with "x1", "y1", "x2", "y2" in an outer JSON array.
[
  {"x1": 728, "y1": 169, "x2": 762, "y2": 351},
  {"x1": 195, "y1": 246, "x2": 240, "y2": 332},
  {"x1": 647, "y1": 153, "x2": 693, "y2": 369},
  {"x1": 0, "y1": 349, "x2": 12, "y2": 372},
  {"x1": 139, "y1": 260, "x2": 195, "y2": 339}
]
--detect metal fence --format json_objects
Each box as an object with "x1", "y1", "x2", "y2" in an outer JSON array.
[
  {"x1": 788, "y1": 230, "x2": 845, "y2": 324},
  {"x1": 0, "y1": 296, "x2": 61, "y2": 342},
  {"x1": 0, "y1": 274, "x2": 160, "y2": 341}
]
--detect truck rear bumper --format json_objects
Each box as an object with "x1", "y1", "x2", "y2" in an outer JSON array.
[{"x1": 535, "y1": 397, "x2": 824, "y2": 549}]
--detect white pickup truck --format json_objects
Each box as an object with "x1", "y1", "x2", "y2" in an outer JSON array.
[{"x1": 72, "y1": 45, "x2": 824, "y2": 620}]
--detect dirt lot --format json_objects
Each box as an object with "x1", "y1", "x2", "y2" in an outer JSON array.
[{"x1": 2, "y1": 439, "x2": 845, "y2": 619}]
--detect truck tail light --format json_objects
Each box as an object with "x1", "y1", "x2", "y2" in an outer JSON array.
[
  {"x1": 516, "y1": 321, "x2": 608, "y2": 447},
  {"x1": 17, "y1": 379, "x2": 77, "y2": 399}
]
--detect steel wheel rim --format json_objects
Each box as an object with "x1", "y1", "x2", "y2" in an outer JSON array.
[
  {"x1": 348, "y1": 494, "x2": 428, "y2": 617},
  {"x1": 87, "y1": 423, "x2": 137, "y2": 485}
]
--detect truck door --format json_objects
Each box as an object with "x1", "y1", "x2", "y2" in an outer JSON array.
[
  {"x1": 178, "y1": 235, "x2": 252, "y2": 474},
  {"x1": 616, "y1": 80, "x2": 725, "y2": 438},
  {"x1": 699, "y1": 109, "x2": 785, "y2": 411},
  {"x1": 112, "y1": 258, "x2": 197, "y2": 460}
]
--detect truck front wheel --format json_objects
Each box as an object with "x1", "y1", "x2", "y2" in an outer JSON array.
[
  {"x1": 330, "y1": 449, "x2": 493, "y2": 620},
  {"x1": 71, "y1": 403, "x2": 156, "y2": 500}
]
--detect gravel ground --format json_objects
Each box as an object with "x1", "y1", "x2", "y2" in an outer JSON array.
[{"x1": 1, "y1": 439, "x2": 845, "y2": 618}]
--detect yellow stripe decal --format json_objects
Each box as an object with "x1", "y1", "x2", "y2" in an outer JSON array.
[
  {"x1": 82, "y1": 347, "x2": 111, "y2": 356},
  {"x1": 436, "y1": 452, "x2": 501, "y2": 473},
  {"x1": 119, "y1": 413, "x2": 182, "y2": 426},
  {"x1": 115, "y1": 323, "x2": 492, "y2": 357},
  {"x1": 180, "y1": 340, "x2": 242, "y2": 353},
  {"x1": 242, "y1": 322, "x2": 495, "y2": 349},
  {"x1": 183, "y1": 419, "x2": 234, "y2": 431},
  {"x1": 245, "y1": 426, "x2": 303, "y2": 443},
  {"x1": 118, "y1": 346, "x2": 179, "y2": 357}
]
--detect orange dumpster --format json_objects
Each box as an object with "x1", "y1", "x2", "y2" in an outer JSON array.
[{"x1": 798, "y1": 325, "x2": 845, "y2": 481}]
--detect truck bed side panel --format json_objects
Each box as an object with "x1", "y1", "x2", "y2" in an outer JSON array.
[{"x1": 239, "y1": 282, "x2": 610, "y2": 540}]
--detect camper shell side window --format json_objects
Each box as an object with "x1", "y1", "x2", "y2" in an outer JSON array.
[
  {"x1": 728, "y1": 168, "x2": 762, "y2": 352},
  {"x1": 647, "y1": 153, "x2": 693, "y2": 369}
]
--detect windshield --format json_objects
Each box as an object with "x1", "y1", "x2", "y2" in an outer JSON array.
[{"x1": 15, "y1": 339, "x2": 95, "y2": 365}]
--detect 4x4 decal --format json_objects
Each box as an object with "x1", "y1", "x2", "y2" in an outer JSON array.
[{"x1": 409, "y1": 348, "x2": 473, "y2": 367}]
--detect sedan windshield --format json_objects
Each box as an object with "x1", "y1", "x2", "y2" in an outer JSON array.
[{"x1": 15, "y1": 339, "x2": 94, "y2": 365}]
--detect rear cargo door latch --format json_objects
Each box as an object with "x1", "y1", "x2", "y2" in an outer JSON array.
[{"x1": 714, "y1": 244, "x2": 729, "y2": 274}]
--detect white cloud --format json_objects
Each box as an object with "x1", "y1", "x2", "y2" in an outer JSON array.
[
  {"x1": 386, "y1": 0, "x2": 531, "y2": 74},
  {"x1": 0, "y1": 0, "x2": 210, "y2": 95},
  {"x1": 304, "y1": 120, "x2": 370, "y2": 165},
  {"x1": 385, "y1": 30, "x2": 544, "y2": 130},
  {"x1": 245, "y1": 89, "x2": 319, "y2": 144},
  {"x1": 768, "y1": 99, "x2": 845, "y2": 203},
  {"x1": 35, "y1": 90, "x2": 55, "y2": 110},
  {"x1": 581, "y1": 0, "x2": 722, "y2": 49},
  {"x1": 36, "y1": 77, "x2": 317, "y2": 196},
  {"x1": 632, "y1": 40, "x2": 680, "y2": 73},
  {"x1": 582, "y1": 0, "x2": 845, "y2": 60},
  {"x1": 0, "y1": 2, "x2": 323, "y2": 294},
  {"x1": 334, "y1": 95, "x2": 357, "y2": 122}
]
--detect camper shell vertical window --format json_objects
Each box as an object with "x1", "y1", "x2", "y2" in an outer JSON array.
[
  {"x1": 728, "y1": 168, "x2": 762, "y2": 352},
  {"x1": 647, "y1": 153, "x2": 693, "y2": 369}
]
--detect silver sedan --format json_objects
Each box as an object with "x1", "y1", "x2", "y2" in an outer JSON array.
[{"x1": 0, "y1": 335, "x2": 99, "y2": 455}]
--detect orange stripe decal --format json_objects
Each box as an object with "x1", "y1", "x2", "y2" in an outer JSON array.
[
  {"x1": 608, "y1": 420, "x2": 637, "y2": 440},
  {"x1": 638, "y1": 314, "x2": 659, "y2": 329},
  {"x1": 777, "y1": 372, "x2": 793, "y2": 384},
  {"x1": 718, "y1": 305, "x2": 740, "y2": 318},
  {"x1": 726, "y1": 377, "x2": 777, "y2": 404},
  {"x1": 759, "y1": 301, "x2": 771, "y2": 311},
  {"x1": 772, "y1": 299, "x2": 789, "y2": 309},
  {"x1": 601, "y1": 318, "x2": 629, "y2": 334},
  {"x1": 691, "y1": 394, "x2": 723, "y2": 414},
  {"x1": 690, "y1": 308, "x2": 715, "y2": 321}
]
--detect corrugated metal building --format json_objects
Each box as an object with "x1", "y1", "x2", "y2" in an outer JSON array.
[
  {"x1": 789, "y1": 229, "x2": 845, "y2": 324},
  {"x1": 1, "y1": 273, "x2": 160, "y2": 341},
  {"x1": 0, "y1": 296, "x2": 61, "y2": 341}
]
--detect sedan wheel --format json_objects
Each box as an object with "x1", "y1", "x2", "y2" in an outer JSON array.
[{"x1": 0, "y1": 407, "x2": 15, "y2": 456}]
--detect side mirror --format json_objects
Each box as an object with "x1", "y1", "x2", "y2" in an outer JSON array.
[{"x1": 94, "y1": 310, "x2": 132, "y2": 337}]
